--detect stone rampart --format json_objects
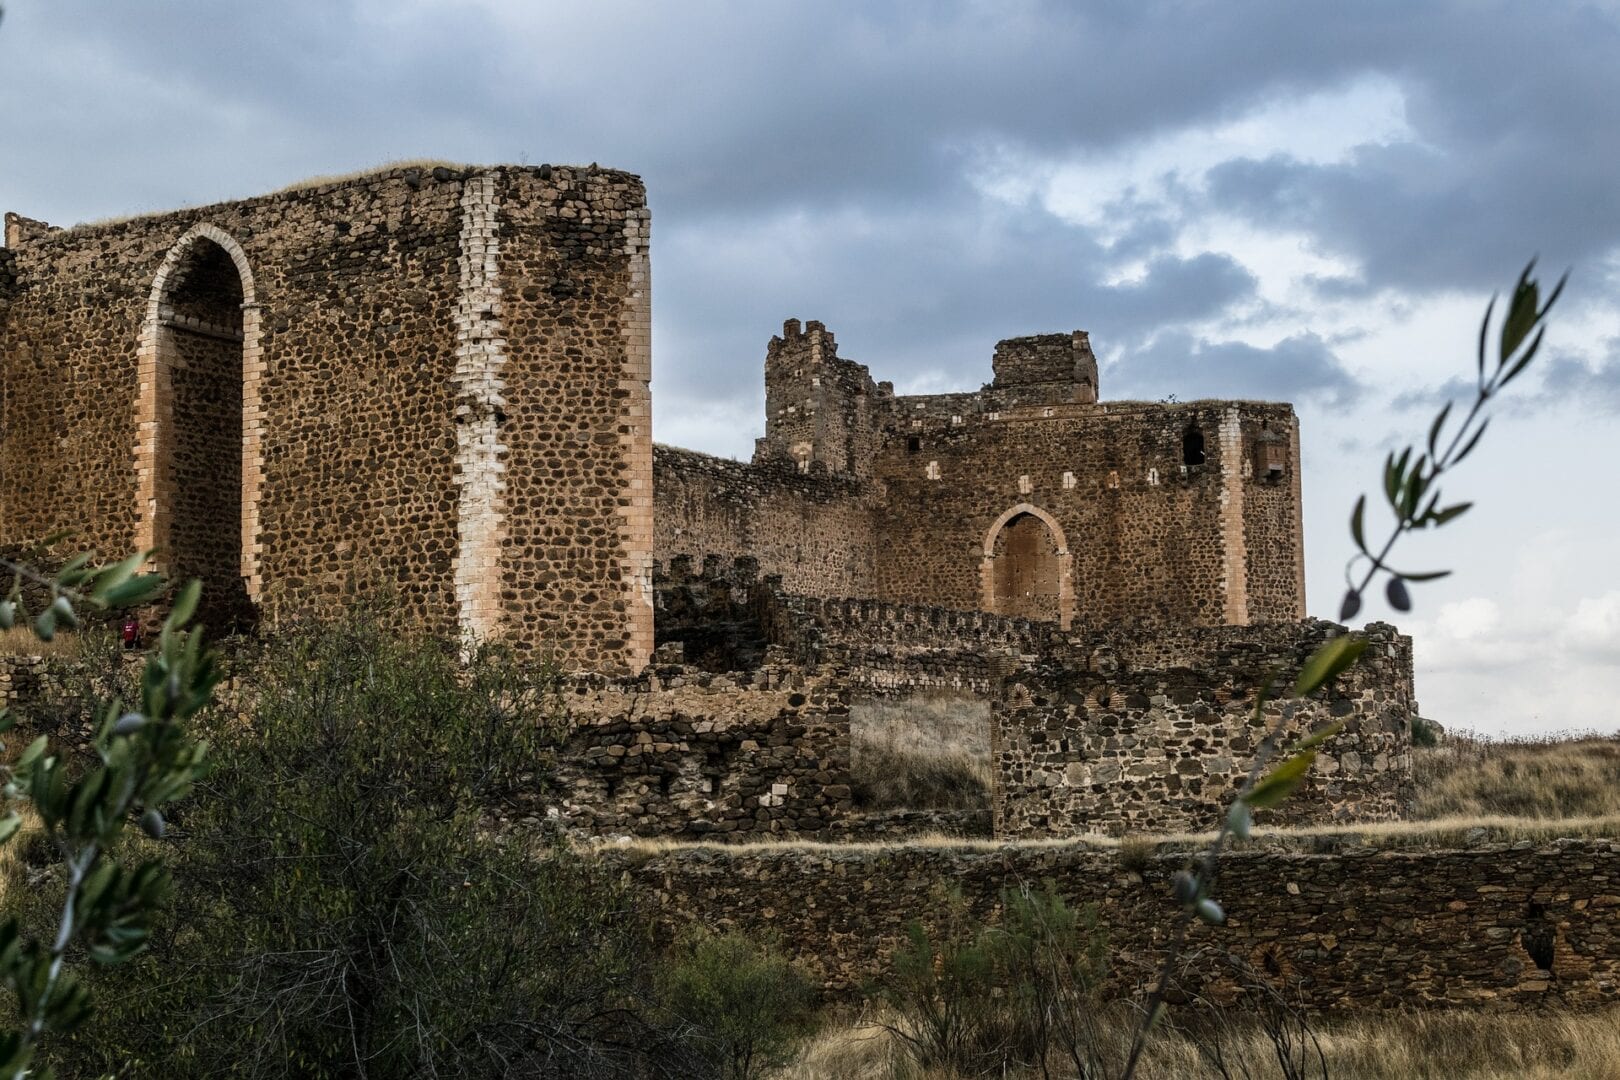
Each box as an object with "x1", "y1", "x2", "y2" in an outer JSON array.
[
  {"x1": 992, "y1": 622, "x2": 1414, "y2": 836},
  {"x1": 652, "y1": 555, "x2": 1043, "y2": 697},
  {"x1": 653, "y1": 445, "x2": 876, "y2": 601},
  {"x1": 553, "y1": 664, "x2": 853, "y2": 838},
  {"x1": 620, "y1": 838, "x2": 1620, "y2": 1009}
]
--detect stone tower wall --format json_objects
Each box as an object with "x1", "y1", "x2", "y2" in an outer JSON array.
[
  {"x1": 755, "y1": 319, "x2": 883, "y2": 478},
  {"x1": 0, "y1": 164, "x2": 653, "y2": 671}
]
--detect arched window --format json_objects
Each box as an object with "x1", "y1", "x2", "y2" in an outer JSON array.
[{"x1": 135, "y1": 226, "x2": 260, "y2": 632}]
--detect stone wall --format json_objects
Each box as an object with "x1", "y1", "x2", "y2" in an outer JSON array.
[
  {"x1": 646, "y1": 559, "x2": 1411, "y2": 836},
  {"x1": 1, "y1": 164, "x2": 652, "y2": 671},
  {"x1": 657, "y1": 321, "x2": 1306, "y2": 634},
  {"x1": 653, "y1": 446, "x2": 876, "y2": 601},
  {"x1": 621, "y1": 838, "x2": 1620, "y2": 1008},
  {"x1": 553, "y1": 664, "x2": 853, "y2": 838},
  {"x1": 992, "y1": 622, "x2": 1415, "y2": 837},
  {"x1": 869, "y1": 400, "x2": 1304, "y2": 629},
  {"x1": 651, "y1": 555, "x2": 1042, "y2": 697}
]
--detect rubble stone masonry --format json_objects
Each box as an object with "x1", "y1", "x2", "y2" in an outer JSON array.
[
  {"x1": 992, "y1": 621, "x2": 1416, "y2": 836},
  {"x1": 554, "y1": 663, "x2": 853, "y2": 838},
  {"x1": 1, "y1": 165, "x2": 653, "y2": 670},
  {"x1": 656, "y1": 320, "x2": 1307, "y2": 631},
  {"x1": 621, "y1": 839, "x2": 1620, "y2": 1008}
]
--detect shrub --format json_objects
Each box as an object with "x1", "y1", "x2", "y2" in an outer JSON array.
[
  {"x1": 881, "y1": 885, "x2": 1111, "y2": 1077},
  {"x1": 25, "y1": 610, "x2": 707, "y2": 1079},
  {"x1": 660, "y1": 931, "x2": 816, "y2": 1079}
]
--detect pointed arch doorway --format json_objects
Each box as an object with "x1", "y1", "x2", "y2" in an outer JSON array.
[
  {"x1": 980, "y1": 503, "x2": 1074, "y2": 628},
  {"x1": 134, "y1": 224, "x2": 262, "y2": 632}
]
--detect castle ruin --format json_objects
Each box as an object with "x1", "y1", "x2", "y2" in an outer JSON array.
[{"x1": 0, "y1": 164, "x2": 1414, "y2": 837}]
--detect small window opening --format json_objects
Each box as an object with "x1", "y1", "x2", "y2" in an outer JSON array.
[
  {"x1": 906, "y1": 436, "x2": 922, "y2": 453},
  {"x1": 1182, "y1": 425, "x2": 1206, "y2": 468},
  {"x1": 658, "y1": 772, "x2": 676, "y2": 797},
  {"x1": 1522, "y1": 902, "x2": 1556, "y2": 973}
]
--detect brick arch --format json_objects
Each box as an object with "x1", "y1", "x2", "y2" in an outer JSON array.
[
  {"x1": 980, "y1": 502, "x2": 1074, "y2": 628},
  {"x1": 133, "y1": 224, "x2": 264, "y2": 608}
]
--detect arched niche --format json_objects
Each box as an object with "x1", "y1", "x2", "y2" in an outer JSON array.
[
  {"x1": 979, "y1": 502, "x2": 1074, "y2": 628},
  {"x1": 133, "y1": 224, "x2": 262, "y2": 630}
]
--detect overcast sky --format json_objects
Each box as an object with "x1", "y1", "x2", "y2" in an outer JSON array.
[{"x1": 3, "y1": 1, "x2": 1618, "y2": 737}]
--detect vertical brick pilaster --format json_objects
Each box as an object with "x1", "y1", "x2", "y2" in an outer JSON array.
[
  {"x1": 132, "y1": 314, "x2": 174, "y2": 570},
  {"x1": 1288, "y1": 415, "x2": 1307, "y2": 618},
  {"x1": 451, "y1": 174, "x2": 509, "y2": 651},
  {"x1": 1218, "y1": 407, "x2": 1250, "y2": 625},
  {"x1": 616, "y1": 206, "x2": 655, "y2": 671},
  {"x1": 240, "y1": 301, "x2": 264, "y2": 600}
]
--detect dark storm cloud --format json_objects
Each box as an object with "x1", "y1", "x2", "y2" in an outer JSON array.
[
  {"x1": 1196, "y1": 5, "x2": 1620, "y2": 296},
  {"x1": 1111, "y1": 331, "x2": 1361, "y2": 406},
  {"x1": 651, "y1": 199, "x2": 1261, "y2": 409},
  {"x1": 3, "y1": 0, "x2": 1617, "y2": 429},
  {"x1": 1539, "y1": 350, "x2": 1620, "y2": 414}
]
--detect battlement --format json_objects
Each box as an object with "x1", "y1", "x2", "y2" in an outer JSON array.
[{"x1": 3, "y1": 212, "x2": 55, "y2": 248}]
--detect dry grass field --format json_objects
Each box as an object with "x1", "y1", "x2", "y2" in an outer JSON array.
[
  {"x1": 1413, "y1": 732, "x2": 1620, "y2": 820},
  {"x1": 0, "y1": 626, "x2": 83, "y2": 658},
  {"x1": 785, "y1": 1006, "x2": 1620, "y2": 1079},
  {"x1": 849, "y1": 695, "x2": 992, "y2": 810}
]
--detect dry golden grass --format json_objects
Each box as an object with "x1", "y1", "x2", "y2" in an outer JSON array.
[
  {"x1": 785, "y1": 1006, "x2": 1620, "y2": 1079},
  {"x1": 0, "y1": 626, "x2": 82, "y2": 658},
  {"x1": 1414, "y1": 733, "x2": 1620, "y2": 820},
  {"x1": 0, "y1": 804, "x2": 43, "y2": 908},
  {"x1": 606, "y1": 810, "x2": 1620, "y2": 860},
  {"x1": 269, "y1": 159, "x2": 473, "y2": 194},
  {"x1": 849, "y1": 695, "x2": 992, "y2": 811}
]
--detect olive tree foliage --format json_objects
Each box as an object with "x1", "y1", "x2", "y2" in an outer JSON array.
[
  {"x1": 0, "y1": 546, "x2": 214, "y2": 1080},
  {"x1": 1116, "y1": 260, "x2": 1567, "y2": 1079}
]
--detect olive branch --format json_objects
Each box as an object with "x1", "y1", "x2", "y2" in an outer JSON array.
[
  {"x1": 0, "y1": 547, "x2": 215, "y2": 1080},
  {"x1": 1119, "y1": 259, "x2": 1566, "y2": 1080}
]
